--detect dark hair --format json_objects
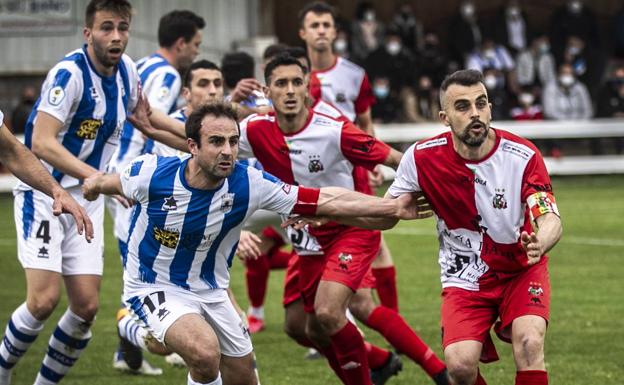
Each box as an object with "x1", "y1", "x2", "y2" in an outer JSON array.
[
  {"x1": 158, "y1": 10, "x2": 205, "y2": 48},
  {"x1": 298, "y1": 1, "x2": 336, "y2": 27},
  {"x1": 286, "y1": 46, "x2": 310, "y2": 73},
  {"x1": 263, "y1": 43, "x2": 289, "y2": 62},
  {"x1": 264, "y1": 54, "x2": 307, "y2": 84},
  {"x1": 185, "y1": 102, "x2": 239, "y2": 146},
  {"x1": 85, "y1": 0, "x2": 132, "y2": 27},
  {"x1": 440, "y1": 69, "x2": 484, "y2": 92},
  {"x1": 184, "y1": 60, "x2": 221, "y2": 87},
  {"x1": 221, "y1": 52, "x2": 255, "y2": 89}
]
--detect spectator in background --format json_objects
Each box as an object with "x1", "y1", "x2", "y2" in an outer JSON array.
[
  {"x1": 448, "y1": 0, "x2": 482, "y2": 65},
  {"x1": 10, "y1": 85, "x2": 37, "y2": 134},
  {"x1": 466, "y1": 38, "x2": 515, "y2": 75},
  {"x1": 493, "y1": 0, "x2": 531, "y2": 55},
  {"x1": 543, "y1": 63, "x2": 593, "y2": 120},
  {"x1": 483, "y1": 67, "x2": 511, "y2": 120},
  {"x1": 516, "y1": 35, "x2": 557, "y2": 88},
  {"x1": 562, "y1": 35, "x2": 604, "y2": 97},
  {"x1": 365, "y1": 26, "x2": 416, "y2": 93},
  {"x1": 596, "y1": 64, "x2": 624, "y2": 154},
  {"x1": 350, "y1": 2, "x2": 384, "y2": 64},
  {"x1": 416, "y1": 31, "x2": 449, "y2": 87},
  {"x1": 333, "y1": 29, "x2": 352, "y2": 59},
  {"x1": 549, "y1": 0, "x2": 599, "y2": 64},
  {"x1": 371, "y1": 76, "x2": 401, "y2": 123},
  {"x1": 511, "y1": 85, "x2": 543, "y2": 120},
  {"x1": 612, "y1": 6, "x2": 624, "y2": 60},
  {"x1": 410, "y1": 74, "x2": 439, "y2": 122},
  {"x1": 389, "y1": 3, "x2": 424, "y2": 54}
]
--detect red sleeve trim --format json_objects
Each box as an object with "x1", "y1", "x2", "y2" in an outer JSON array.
[
  {"x1": 293, "y1": 187, "x2": 320, "y2": 216},
  {"x1": 354, "y1": 72, "x2": 375, "y2": 115}
]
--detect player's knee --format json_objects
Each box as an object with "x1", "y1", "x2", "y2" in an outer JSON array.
[
  {"x1": 446, "y1": 357, "x2": 478, "y2": 385},
  {"x1": 513, "y1": 331, "x2": 545, "y2": 368},
  {"x1": 27, "y1": 295, "x2": 60, "y2": 320},
  {"x1": 284, "y1": 317, "x2": 306, "y2": 342},
  {"x1": 186, "y1": 348, "x2": 220, "y2": 379},
  {"x1": 348, "y1": 293, "x2": 375, "y2": 321},
  {"x1": 71, "y1": 301, "x2": 99, "y2": 322},
  {"x1": 314, "y1": 306, "x2": 343, "y2": 334}
]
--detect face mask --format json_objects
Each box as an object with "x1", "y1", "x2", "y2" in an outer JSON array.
[
  {"x1": 538, "y1": 43, "x2": 550, "y2": 54},
  {"x1": 568, "y1": 1, "x2": 582, "y2": 14},
  {"x1": 507, "y1": 6, "x2": 520, "y2": 17},
  {"x1": 374, "y1": 85, "x2": 390, "y2": 99},
  {"x1": 484, "y1": 75, "x2": 498, "y2": 89},
  {"x1": 559, "y1": 74, "x2": 575, "y2": 87},
  {"x1": 386, "y1": 41, "x2": 402, "y2": 55},
  {"x1": 519, "y1": 93, "x2": 535, "y2": 105},
  {"x1": 364, "y1": 11, "x2": 375, "y2": 22},
  {"x1": 484, "y1": 49, "x2": 496, "y2": 59},
  {"x1": 567, "y1": 45, "x2": 581, "y2": 56},
  {"x1": 334, "y1": 39, "x2": 347, "y2": 53},
  {"x1": 461, "y1": 3, "x2": 475, "y2": 18}
]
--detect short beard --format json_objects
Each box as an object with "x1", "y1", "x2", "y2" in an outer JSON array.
[
  {"x1": 459, "y1": 121, "x2": 489, "y2": 148},
  {"x1": 93, "y1": 43, "x2": 118, "y2": 68}
]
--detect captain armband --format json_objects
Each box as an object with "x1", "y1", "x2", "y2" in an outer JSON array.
[{"x1": 526, "y1": 192, "x2": 560, "y2": 223}]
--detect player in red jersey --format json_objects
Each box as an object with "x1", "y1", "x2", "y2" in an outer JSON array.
[
  {"x1": 299, "y1": 1, "x2": 401, "y2": 313},
  {"x1": 294, "y1": 69, "x2": 562, "y2": 385}
]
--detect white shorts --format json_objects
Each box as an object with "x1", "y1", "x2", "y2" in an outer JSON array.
[
  {"x1": 124, "y1": 287, "x2": 253, "y2": 357},
  {"x1": 13, "y1": 187, "x2": 105, "y2": 275}
]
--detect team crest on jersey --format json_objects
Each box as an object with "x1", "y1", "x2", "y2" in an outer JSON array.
[
  {"x1": 492, "y1": 188, "x2": 508, "y2": 209},
  {"x1": 308, "y1": 155, "x2": 324, "y2": 173},
  {"x1": 162, "y1": 196, "x2": 178, "y2": 211},
  {"x1": 48, "y1": 86, "x2": 65, "y2": 106},
  {"x1": 220, "y1": 193, "x2": 235, "y2": 213},
  {"x1": 528, "y1": 281, "x2": 544, "y2": 305},
  {"x1": 281, "y1": 183, "x2": 292, "y2": 194},
  {"x1": 76, "y1": 119, "x2": 101, "y2": 140},
  {"x1": 335, "y1": 92, "x2": 347, "y2": 103},
  {"x1": 338, "y1": 253, "x2": 352, "y2": 271},
  {"x1": 153, "y1": 226, "x2": 180, "y2": 248},
  {"x1": 89, "y1": 86, "x2": 99, "y2": 99}
]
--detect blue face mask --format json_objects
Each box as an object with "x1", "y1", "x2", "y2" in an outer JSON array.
[{"x1": 374, "y1": 85, "x2": 390, "y2": 99}]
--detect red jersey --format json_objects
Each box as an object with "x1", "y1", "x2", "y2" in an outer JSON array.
[{"x1": 388, "y1": 129, "x2": 559, "y2": 290}]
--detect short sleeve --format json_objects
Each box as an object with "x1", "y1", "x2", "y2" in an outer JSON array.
[
  {"x1": 521, "y1": 150, "x2": 553, "y2": 200},
  {"x1": 354, "y1": 72, "x2": 375, "y2": 115},
  {"x1": 37, "y1": 65, "x2": 82, "y2": 124},
  {"x1": 249, "y1": 168, "x2": 299, "y2": 215},
  {"x1": 237, "y1": 115, "x2": 256, "y2": 159},
  {"x1": 119, "y1": 153, "x2": 158, "y2": 204},
  {"x1": 146, "y1": 71, "x2": 181, "y2": 113},
  {"x1": 309, "y1": 72, "x2": 322, "y2": 103},
  {"x1": 387, "y1": 144, "x2": 420, "y2": 197},
  {"x1": 339, "y1": 120, "x2": 390, "y2": 170}
]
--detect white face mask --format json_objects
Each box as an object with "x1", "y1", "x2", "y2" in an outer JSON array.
[
  {"x1": 568, "y1": 1, "x2": 582, "y2": 14},
  {"x1": 386, "y1": 41, "x2": 402, "y2": 55},
  {"x1": 507, "y1": 6, "x2": 520, "y2": 17},
  {"x1": 364, "y1": 11, "x2": 375, "y2": 22},
  {"x1": 539, "y1": 43, "x2": 550, "y2": 54},
  {"x1": 559, "y1": 74, "x2": 575, "y2": 87},
  {"x1": 374, "y1": 85, "x2": 390, "y2": 99},
  {"x1": 567, "y1": 45, "x2": 581, "y2": 56},
  {"x1": 461, "y1": 3, "x2": 475, "y2": 18},
  {"x1": 519, "y1": 93, "x2": 535, "y2": 105},
  {"x1": 334, "y1": 39, "x2": 347, "y2": 53},
  {"x1": 484, "y1": 49, "x2": 496, "y2": 59},
  {"x1": 484, "y1": 75, "x2": 498, "y2": 89}
]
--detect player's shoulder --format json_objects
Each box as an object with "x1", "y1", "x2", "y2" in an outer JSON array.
[
  {"x1": 312, "y1": 99, "x2": 345, "y2": 120},
  {"x1": 240, "y1": 112, "x2": 275, "y2": 128},
  {"x1": 495, "y1": 128, "x2": 539, "y2": 161},
  {"x1": 310, "y1": 109, "x2": 345, "y2": 130},
  {"x1": 414, "y1": 132, "x2": 451, "y2": 152},
  {"x1": 53, "y1": 48, "x2": 87, "y2": 74},
  {"x1": 336, "y1": 57, "x2": 365, "y2": 75}
]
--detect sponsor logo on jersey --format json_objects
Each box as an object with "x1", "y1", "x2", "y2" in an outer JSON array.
[
  {"x1": 76, "y1": 119, "x2": 101, "y2": 140},
  {"x1": 162, "y1": 196, "x2": 177, "y2": 211},
  {"x1": 492, "y1": 188, "x2": 508, "y2": 209},
  {"x1": 153, "y1": 226, "x2": 180, "y2": 248},
  {"x1": 48, "y1": 86, "x2": 65, "y2": 106},
  {"x1": 528, "y1": 281, "x2": 544, "y2": 306},
  {"x1": 338, "y1": 252, "x2": 352, "y2": 271},
  {"x1": 416, "y1": 137, "x2": 447, "y2": 150},
  {"x1": 37, "y1": 246, "x2": 49, "y2": 259},
  {"x1": 501, "y1": 142, "x2": 532, "y2": 160},
  {"x1": 308, "y1": 155, "x2": 324, "y2": 173},
  {"x1": 220, "y1": 193, "x2": 235, "y2": 213}
]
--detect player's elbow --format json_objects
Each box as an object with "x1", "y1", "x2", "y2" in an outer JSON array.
[{"x1": 30, "y1": 136, "x2": 49, "y2": 159}]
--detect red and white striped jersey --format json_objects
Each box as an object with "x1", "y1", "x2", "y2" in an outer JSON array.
[
  {"x1": 239, "y1": 108, "x2": 390, "y2": 253},
  {"x1": 388, "y1": 129, "x2": 558, "y2": 291},
  {"x1": 310, "y1": 57, "x2": 375, "y2": 122}
]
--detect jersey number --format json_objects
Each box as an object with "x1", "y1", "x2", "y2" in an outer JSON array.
[
  {"x1": 143, "y1": 291, "x2": 170, "y2": 322},
  {"x1": 36, "y1": 220, "x2": 51, "y2": 244}
]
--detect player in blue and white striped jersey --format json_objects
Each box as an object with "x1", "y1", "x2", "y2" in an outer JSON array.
[
  {"x1": 83, "y1": 102, "x2": 412, "y2": 385},
  {"x1": 2, "y1": 2, "x2": 137, "y2": 385}
]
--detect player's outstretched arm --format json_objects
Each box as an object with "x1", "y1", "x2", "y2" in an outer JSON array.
[
  {"x1": 383, "y1": 148, "x2": 404, "y2": 170},
  {"x1": 82, "y1": 172, "x2": 124, "y2": 202},
  {"x1": 0, "y1": 122, "x2": 93, "y2": 241},
  {"x1": 522, "y1": 212, "x2": 563, "y2": 266}
]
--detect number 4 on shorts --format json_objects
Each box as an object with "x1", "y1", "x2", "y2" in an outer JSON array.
[{"x1": 36, "y1": 220, "x2": 51, "y2": 244}]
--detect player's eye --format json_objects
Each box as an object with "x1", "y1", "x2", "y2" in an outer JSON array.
[
  {"x1": 229, "y1": 137, "x2": 239, "y2": 146},
  {"x1": 293, "y1": 79, "x2": 304, "y2": 86},
  {"x1": 476, "y1": 100, "x2": 487, "y2": 109}
]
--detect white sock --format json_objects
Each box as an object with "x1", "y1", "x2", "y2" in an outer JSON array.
[
  {"x1": 118, "y1": 314, "x2": 148, "y2": 350},
  {"x1": 33, "y1": 309, "x2": 92, "y2": 385},
  {"x1": 188, "y1": 371, "x2": 222, "y2": 385},
  {"x1": 248, "y1": 306, "x2": 264, "y2": 319},
  {"x1": 0, "y1": 303, "x2": 44, "y2": 383}
]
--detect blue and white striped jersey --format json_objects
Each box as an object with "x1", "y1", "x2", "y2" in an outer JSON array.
[
  {"x1": 120, "y1": 154, "x2": 301, "y2": 297},
  {"x1": 16, "y1": 45, "x2": 139, "y2": 190},
  {"x1": 114, "y1": 53, "x2": 181, "y2": 170}
]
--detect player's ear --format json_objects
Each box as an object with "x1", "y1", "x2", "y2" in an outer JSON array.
[
  {"x1": 298, "y1": 27, "x2": 306, "y2": 41},
  {"x1": 182, "y1": 87, "x2": 191, "y2": 102},
  {"x1": 83, "y1": 27, "x2": 92, "y2": 44},
  {"x1": 439, "y1": 110, "x2": 450, "y2": 127},
  {"x1": 187, "y1": 138, "x2": 198, "y2": 155}
]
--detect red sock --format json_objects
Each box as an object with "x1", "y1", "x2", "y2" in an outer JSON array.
[
  {"x1": 366, "y1": 306, "x2": 446, "y2": 377},
  {"x1": 261, "y1": 226, "x2": 285, "y2": 248},
  {"x1": 515, "y1": 370, "x2": 548, "y2": 385},
  {"x1": 330, "y1": 322, "x2": 372, "y2": 385},
  {"x1": 372, "y1": 266, "x2": 399, "y2": 312},
  {"x1": 316, "y1": 344, "x2": 347, "y2": 384},
  {"x1": 475, "y1": 371, "x2": 488, "y2": 385},
  {"x1": 364, "y1": 342, "x2": 390, "y2": 370},
  {"x1": 268, "y1": 249, "x2": 292, "y2": 269},
  {"x1": 245, "y1": 254, "x2": 270, "y2": 308}
]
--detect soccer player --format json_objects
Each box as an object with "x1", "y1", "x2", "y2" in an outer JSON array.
[
  {"x1": 0, "y1": 1, "x2": 139, "y2": 384},
  {"x1": 299, "y1": 1, "x2": 401, "y2": 313},
  {"x1": 82, "y1": 102, "x2": 418, "y2": 385},
  {"x1": 296, "y1": 69, "x2": 563, "y2": 385}
]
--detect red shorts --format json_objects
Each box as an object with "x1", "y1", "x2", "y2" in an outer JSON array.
[
  {"x1": 440, "y1": 259, "x2": 550, "y2": 363},
  {"x1": 299, "y1": 227, "x2": 381, "y2": 313},
  {"x1": 282, "y1": 251, "x2": 301, "y2": 307}
]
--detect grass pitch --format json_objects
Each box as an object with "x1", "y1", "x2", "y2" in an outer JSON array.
[{"x1": 0, "y1": 175, "x2": 622, "y2": 384}]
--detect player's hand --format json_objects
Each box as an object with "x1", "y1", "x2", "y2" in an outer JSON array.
[
  {"x1": 113, "y1": 194, "x2": 133, "y2": 209},
  {"x1": 281, "y1": 215, "x2": 330, "y2": 230},
  {"x1": 521, "y1": 231, "x2": 543, "y2": 265},
  {"x1": 128, "y1": 92, "x2": 153, "y2": 135},
  {"x1": 52, "y1": 187, "x2": 94, "y2": 242},
  {"x1": 82, "y1": 172, "x2": 104, "y2": 202},
  {"x1": 396, "y1": 192, "x2": 433, "y2": 220},
  {"x1": 368, "y1": 166, "x2": 384, "y2": 188},
  {"x1": 236, "y1": 230, "x2": 263, "y2": 261},
  {"x1": 230, "y1": 78, "x2": 262, "y2": 103}
]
